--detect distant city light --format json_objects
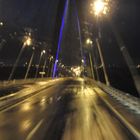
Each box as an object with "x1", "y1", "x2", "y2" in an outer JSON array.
[
  {"x1": 0, "y1": 22, "x2": 4, "y2": 26},
  {"x1": 81, "y1": 59, "x2": 84, "y2": 63},
  {"x1": 71, "y1": 66, "x2": 82, "y2": 77}
]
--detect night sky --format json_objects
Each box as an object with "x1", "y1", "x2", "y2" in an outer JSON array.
[
  {"x1": 0, "y1": 0, "x2": 62, "y2": 63},
  {"x1": 0, "y1": 0, "x2": 140, "y2": 66},
  {"x1": 77, "y1": 0, "x2": 140, "y2": 65}
]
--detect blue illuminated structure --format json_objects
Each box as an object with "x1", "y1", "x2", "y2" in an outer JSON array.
[{"x1": 53, "y1": 0, "x2": 69, "y2": 77}]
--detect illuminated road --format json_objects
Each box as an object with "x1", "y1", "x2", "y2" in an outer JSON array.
[{"x1": 0, "y1": 78, "x2": 138, "y2": 140}]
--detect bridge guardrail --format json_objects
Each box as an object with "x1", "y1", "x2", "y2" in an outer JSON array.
[
  {"x1": 0, "y1": 78, "x2": 63, "y2": 112},
  {"x1": 94, "y1": 81, "x2": 140, "y2": 114},
  {"x1": 0, "y1": 78, "x2": 52, "y2": 88}
]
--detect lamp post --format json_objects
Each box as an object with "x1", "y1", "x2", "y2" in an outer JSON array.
[
  {"x1": 24, "y1": 47, "x2": 35, "y2": 79},
  {"x1": 41, "y1": 53, "x2": 48, "y2": 78},
  {"x1": 8, "y1": 36, "x2": 32, "y2": 81},
  {"x1": 90, "y1": 0, "x2": 109, "y2": 17},
  {"x1": 0, "y1": 39, "x2": 6, "y2": 52},
  {"x1": 96, "y1": 38, "x2": 110, "y2": 85},
  {"x1": 35, "y1": 50, "x2": 46, "y2": 78},
  {"x1": 90, "y1": 0, "x2": 140, "y2": 95},
  {"x1": 90, "y1": 0, "x2": 110, "y2": 85},
  {"x1": 47, "y1": 56, "x2": 54, "y2": 77},
  {"x1": 86, "y1": 38, "x2": 95, "y2": 79}
]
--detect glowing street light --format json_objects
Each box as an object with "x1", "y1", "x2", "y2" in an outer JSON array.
[
  {"x1": 89, "y1": 1, "x2": 110, "y2": 85},
  {"x1": 90, "y1": 0, "x2": 109, "y2": 16},
  {"x1": 42, "y1": 50, "x2": 46, "y2": 54},
  {"x1": 42, "y1": 58, "x2": 47, "y2": 78},
  {"x1": 0, "y1": 22, "x2": 4, "y2": 26},
  {"x1": 8, "y1": 35, "x2": 32, "y2": 81},
  {"x1": 85, "y1": 38, "x2": 95, "y2": 79},
  {"x1": 50, "y1": 56, "x2": 53, "y2": 61},
  {"x1": 47, "y1": 56, "x2": 54, "y2": 77},
  {"x1": 86, "y1": 38, "x2": 93, "y2": 45},
  {"x1": 35, "y1": 49, "x2": 46, "y2": 78},
  {"x1": 24, "y1": 47, "x2": 35, "y2": 80},
  {"x1": 94, "y1": 0, "x2": 105, "y2": 15},
  {"x1": 81, "y1": 59, "x2": 84, "y2": 64},
  {"x1": 23, "y1": 36, "x2": 32, "y2": 46},
  {"x1": 92, "y1": 0, "x2": 140, "y2": 95}
]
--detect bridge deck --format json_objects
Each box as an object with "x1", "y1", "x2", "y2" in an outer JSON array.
[{"x1": 0, "y1": 78, "x2": 139, "y2": 140}]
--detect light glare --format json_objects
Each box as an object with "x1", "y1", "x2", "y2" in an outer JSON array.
[
  {"x1": 91, "y1": 0, "x2": 109, "y2": 16},
  {"x1": 94, "y1": 0, "x2": 105, "y2": 16},
  {"x1": 0, "y1": 22, "x2": 4, "y2": 26},
  {"x1": 86, "y1": 38, "x2": 93, "y2": 45},
  {"x1": 24, "y1": 36, "x2": 32, "y2": 46},
  {"x1": 42, "y1": 50, "x2": 46, "y2": 54}
]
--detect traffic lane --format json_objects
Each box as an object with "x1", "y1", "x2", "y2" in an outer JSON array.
[
  {"x1": 25, "y1": 78, "x2": 84, "y2": 140},
  {"x1": 0, "y1": 78, "x2": 81, "y2": 140},
  {"x1": 0, "y1": 78, "x2": 68, "y2": 110},
  {"x1": 0, "y1": 78, "x2": 63, "y2": 99},
  {"x1": 0, "y1": 78, "x2": 83, "y2": 140},
  {"x1": 0, "y1": 79, "x2": 74, "y2": 140},
  {"x1": 0, "y1": 78, "x2": 136, "y2": 140},
  {"x1": 62, "y1": 86, "x2": 136, "y2": 140},
  {"x1": 23, "y1": 81, "x2": 136, "y2": 140},
  {"x1": 31, "y1": 91, "x2": 74, "y2": 140}
]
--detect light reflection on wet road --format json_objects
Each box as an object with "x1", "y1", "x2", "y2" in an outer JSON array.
[{"x1": 0, "y1": 78, "x2": 137, "y2": 140}]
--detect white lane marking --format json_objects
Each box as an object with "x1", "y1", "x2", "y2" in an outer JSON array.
[{"x1": 26, "y1": 119, "x2": 44, "y2": 140}]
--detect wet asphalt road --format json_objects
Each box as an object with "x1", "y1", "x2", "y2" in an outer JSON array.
[{"x1": 0, "y1": 78, "x2": 137, "y2": 140}]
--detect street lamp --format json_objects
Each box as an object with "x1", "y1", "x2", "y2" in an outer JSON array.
[
  {"x1": 90, "y1": 0, "x2": 109, "y2": 16},
  {"x1": 90, "y1": 1, "x2": 110, "y2": 85},
  {"x1": 0, "y1": 22, "x2": 4, "y2": 27},
  {"x1": 24, "y1": 47, "x2": 35, "y2": 80},
  {"x1": 23, "y1": 36, "x2": 32, "y2": 46},
  {"x1": 47, "y1": 56, "x2": 54, "y2": 77},
  {"x1": 35, "y1": 49, "x2": 46, "y2": 78},
  {"x1": 8, "y1": 36, "x2": 32, "y2": 81},
  {"x1": 42, "y1": 50, "x2": 46, "y2": 54},
  {"x1": 86, "y1": 38, "x2": 95, "y2": 79},
  {"x1": 86, "y1": 38, "x2": 93, "y2": 45},
  {"x1": 90, "y1": 0, "x2": 140, "y2": 94},
  {"x1": 0, "y1": 39, "x2": 6, "y2": 52},
  {"x1": 41, "y1": 52, "x2": 51, "y2": 78}
]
